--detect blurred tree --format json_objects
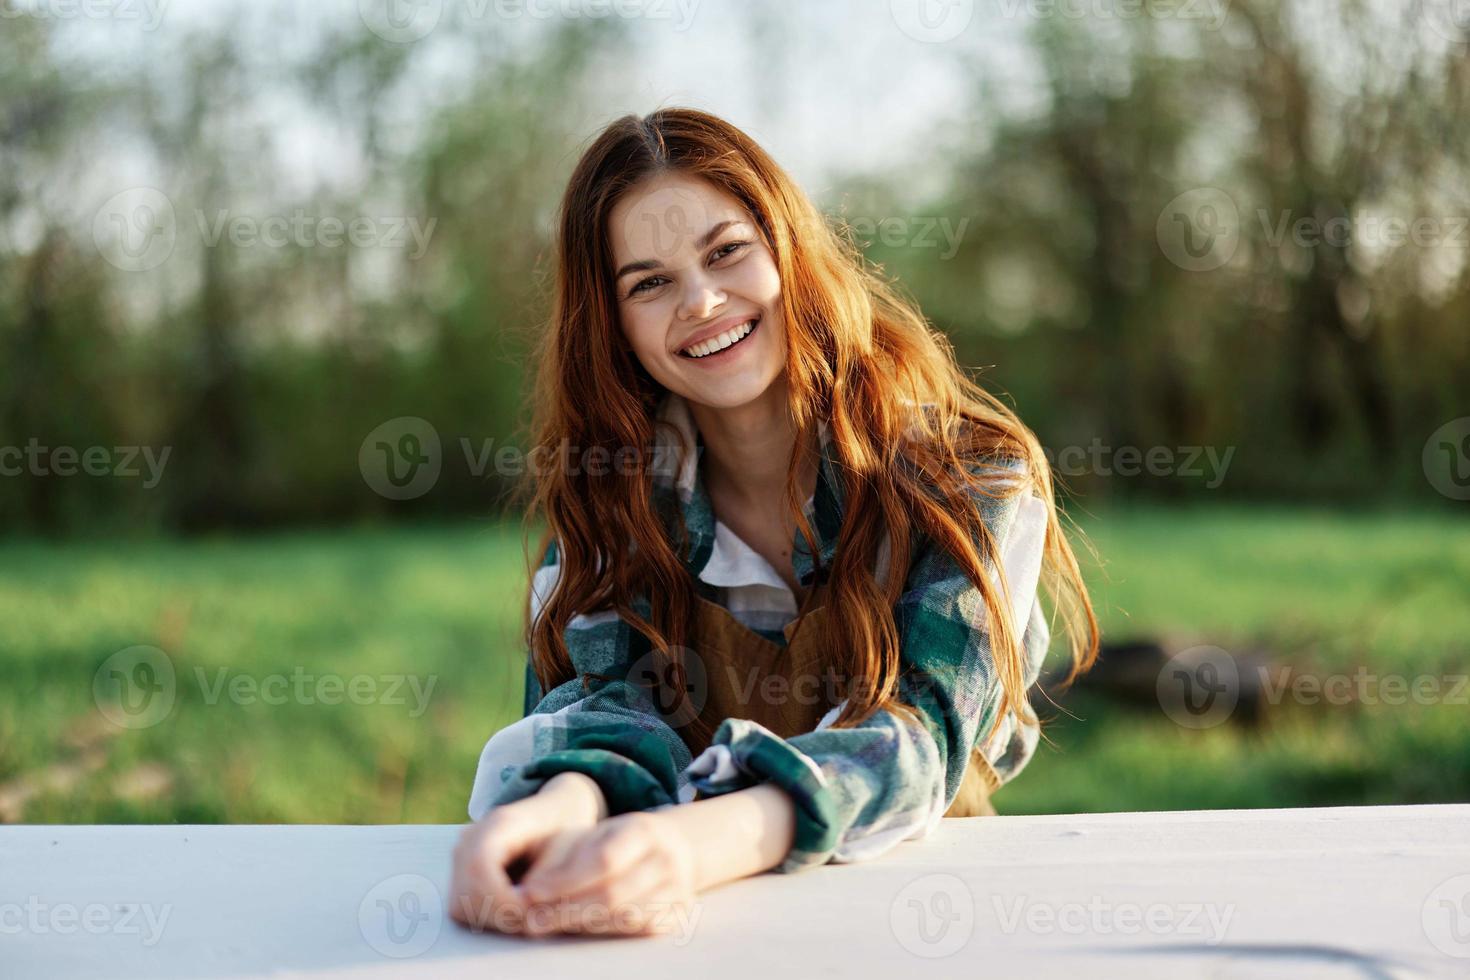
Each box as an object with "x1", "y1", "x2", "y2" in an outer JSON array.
[
  {"x1": 867, "y1": 2, "x2": 1469, "y2": 502},
  {"x1": 1, "y1": 4, "x2": 1464, "y2": 534}
]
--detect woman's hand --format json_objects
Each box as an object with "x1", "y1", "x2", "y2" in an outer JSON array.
[
  {"x1": 449, "y1": 772, "x2": 607, "y2": 935},
  {"x1": 515, "y1": 811, "x2": 699, "y2": 939}
]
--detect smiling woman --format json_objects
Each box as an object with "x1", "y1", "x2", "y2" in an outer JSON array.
[{"x1": 450, "y1": 107, "x2": 1100, "y2": 939}]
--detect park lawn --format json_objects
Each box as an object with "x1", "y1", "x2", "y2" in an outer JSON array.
[
  {"x1": 0, "y1": 505, "x2": 1466, "y2": 824},
  {"x1": 1003, "y1": 505, "x2": 1470, "y2": 814}
]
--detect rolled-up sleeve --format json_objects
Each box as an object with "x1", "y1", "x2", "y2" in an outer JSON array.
[
  {"x1": 684, "y1": 489, "x2": 1051, "y2": 874},
  {"x1": 467, "y1": 558, "x2": 696, "y2": 821}
]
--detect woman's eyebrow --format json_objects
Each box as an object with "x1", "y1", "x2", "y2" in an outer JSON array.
[{"x1": 614, "y1": 218, "x2": 746, "y2": 281}]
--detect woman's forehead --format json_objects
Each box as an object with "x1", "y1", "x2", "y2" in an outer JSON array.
[{"x1": 609, "y1": 174, "x2": 750, "y2": 264}]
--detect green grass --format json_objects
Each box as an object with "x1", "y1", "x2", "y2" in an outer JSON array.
[
  {"x1": 1001, "y1": 504, "x2": 1470, "y2": 814},
  {"x1": 0, "y1": 505, "x2": 1466, "y2": 824},
  {"x1": 0, "y1": 521, "x2": 531, "y2": 824}
]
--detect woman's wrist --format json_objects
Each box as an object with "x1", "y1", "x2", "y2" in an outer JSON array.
[
  {"x1": 536, "y1": 771, "x2": 609, "y2": 826},
  {"x1": 658, "y1": 782, "x2": 797, "y2": 891}
]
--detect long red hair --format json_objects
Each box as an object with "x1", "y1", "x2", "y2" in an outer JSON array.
[{"x1": 522, "y1": 107, "x2": 1098, "y2": 756}]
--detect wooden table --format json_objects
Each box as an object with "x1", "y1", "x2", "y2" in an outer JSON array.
[{"x1": 5, "y1": 804, "x2": 1468, "y2": 978}]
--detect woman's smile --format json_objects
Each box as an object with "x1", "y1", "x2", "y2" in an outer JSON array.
[{"x1": 678, "y1": 315, "x2": 761, "y2": 362}]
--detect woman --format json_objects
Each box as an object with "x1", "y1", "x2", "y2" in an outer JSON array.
[{"x1": 450, "y1": 107, "x2": 1098, "y2": 939}]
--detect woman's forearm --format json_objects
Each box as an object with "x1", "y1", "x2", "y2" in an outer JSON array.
[{"x1": 659, "y1": 783, "x2": 797, "y2": 891}]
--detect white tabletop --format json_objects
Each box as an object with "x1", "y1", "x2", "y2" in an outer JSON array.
[{"x1": 5, "y1": 804, "x2": 1469, "y2": 978}]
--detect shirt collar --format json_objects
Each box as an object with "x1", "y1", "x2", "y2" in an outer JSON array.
[{"x1": 652, "y1": 391, "x2": 843, "y2": 589}]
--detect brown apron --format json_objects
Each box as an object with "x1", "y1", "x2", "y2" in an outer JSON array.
[{"x1": 682, "y1": 585, "x2": 1000, "y2": 818}]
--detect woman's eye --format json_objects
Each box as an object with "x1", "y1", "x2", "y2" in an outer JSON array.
[
  {"x1": 625, "y1": 243, "x2": 746, "y2": 297},
  {"x1": 630, "y1": 275, "x2": 667, "y2": 296}
]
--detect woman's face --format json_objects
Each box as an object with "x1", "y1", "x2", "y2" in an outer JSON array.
[{"x1": 608, "y1": 171, "x2": 787, "y2": 411}]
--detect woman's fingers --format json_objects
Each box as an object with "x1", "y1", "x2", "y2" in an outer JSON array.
[
  {"x1": 524, "y1": 872, "x2": 676, "y2": 938},
  {"x1": 513, "y1": 829, "x2": 583, "y2": 900},
  {"x1": 453, "y1": 810, "x2": 690, "y2": 940},
  {"x1": 580, "y1": 868, "x2": 692, "y2": 937},
  {"x1": 449, "y1": 825, "x2": 510, "y2": 928},
  {"x1": 556, "y1": 848, "x2": 668, "y2": 908},
  {"x1": 616, "y1": 875, "x2": 691, "y2": 936},
  {"x1": 449, "y1": 817, "x2": 532, "y2": 932},
  {"x1": 520, "y1": 820, "x2": 683, "y2": 938},
  {"x1": 520, "y1": 816, "x2": 653, "y2": 905}
]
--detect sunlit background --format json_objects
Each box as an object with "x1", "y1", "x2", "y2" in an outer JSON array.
[{"x1": 2, "y1": 0, "x2": 1467, "y2": 825}]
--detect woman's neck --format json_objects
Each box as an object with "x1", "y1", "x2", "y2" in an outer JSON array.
[{"x1": 686, "y1": 380, "x2": 817, "y2": 518}]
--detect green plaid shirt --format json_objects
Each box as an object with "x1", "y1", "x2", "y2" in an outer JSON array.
[{"x1": 468, "y1": 394, "x2": 1051, "y2": 874}]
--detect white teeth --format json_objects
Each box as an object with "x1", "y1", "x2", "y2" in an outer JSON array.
[{"x1": 683, "y1": 319, "x2": 756, "y2": 358}]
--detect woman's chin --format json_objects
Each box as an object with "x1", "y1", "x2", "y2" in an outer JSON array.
[{"x1": 671, "y1": 370, "x2": 784, "y2": 413}]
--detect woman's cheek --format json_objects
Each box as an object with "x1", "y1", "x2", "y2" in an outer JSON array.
[{"x1": 620, "y1": 312, "x2": 662, "y2": 365}]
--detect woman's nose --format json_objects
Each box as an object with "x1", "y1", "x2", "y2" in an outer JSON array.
[{"x1": 677, "y1": 274, "x2": 725, "y2": 322}]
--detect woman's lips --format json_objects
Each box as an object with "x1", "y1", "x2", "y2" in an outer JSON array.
[{"x1": 679, "y1": 315, "x2": 764, "y2": 362}]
